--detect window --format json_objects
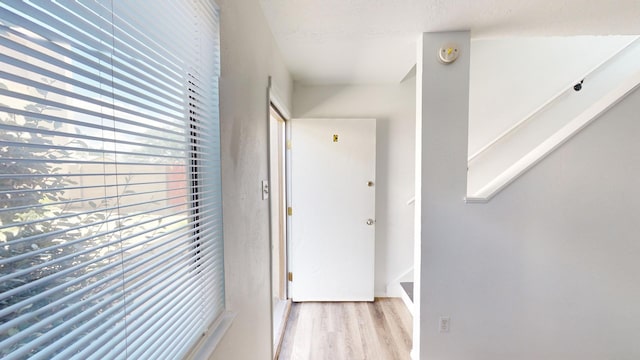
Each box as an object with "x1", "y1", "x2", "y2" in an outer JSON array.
[{"x1": 0, "y1": 1, "x2": 223, "y2": 359}]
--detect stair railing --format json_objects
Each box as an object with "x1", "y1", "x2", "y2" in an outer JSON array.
[{"x1": 468, "y1": 36, "x2": 640, "y2": 163}]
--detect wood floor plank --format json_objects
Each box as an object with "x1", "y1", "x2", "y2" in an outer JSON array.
[
  {"x1": 278, "y1": 302, "x2": 300, "y2": 360},
  {"x1": 342, "y1": 303, "x2": 364, "y2": 359},
  {"x1": 278, "y1": 298, "x2": 412, "y2": 360},
  {"x1": 378, "y1": 298, "x2": 412, "y2": 351},
  {"x1": 368, "y1": 301, "x2": 399, "y2": 359},
  {"x1": 357, "y1": 302, "x2": 383, "y2": 359}
]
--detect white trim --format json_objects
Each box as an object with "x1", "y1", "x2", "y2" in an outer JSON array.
[
  {"x1": 268, "y1": 76, "x2": 291, "y2": 120},
  {"x1": 399, "y1": 286, "x2": 414, "y2": 317},
  {"x1": 185, "y1": 311, "x2": 236, "y2": 360},
  {"x1": 412, "y1": 33, "x2": 424, "y2": 360},
  {"x1": 284, "y1": 119, "x2": 293, "y2": 300},
  {"x1": 273, "y1": 299, "x2": 292, "y2": 360},
  {"x1": 267, "y1": 76, "x2": 292, "y2": 360},
  {"x1": 464, "y1": 196, "x2": 488, "y2": 204}
]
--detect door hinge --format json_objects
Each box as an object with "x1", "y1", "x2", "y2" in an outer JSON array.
[
  {"x1": 288, "y1": 272, "x2": 293, "y2": 282},
  {"x1": 287, "y1": 207, "x2": 293, "y2": 216},
  {"x1": 286, "y1": 140, "x2": 292, "y2": 150}
]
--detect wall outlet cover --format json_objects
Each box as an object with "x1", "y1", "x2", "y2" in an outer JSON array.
[{"x1": 439, "y1": 316, "x2": 451, "y2": 333}]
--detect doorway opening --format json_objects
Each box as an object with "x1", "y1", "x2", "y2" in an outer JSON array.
[{"x1": 270, "y1": 113, "x2": 416, "y2": 359}]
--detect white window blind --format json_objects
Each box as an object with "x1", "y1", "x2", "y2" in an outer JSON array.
[{"x1": 0, "y1": 1, "x2": 223, "y2": 359}]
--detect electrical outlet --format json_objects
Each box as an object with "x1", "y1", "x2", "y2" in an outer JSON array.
[{"x1": 439, "y1": 316, "x2": 450, "y2": 333}]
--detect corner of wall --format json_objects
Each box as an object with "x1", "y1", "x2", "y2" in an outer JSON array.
[{"x1": 416, "y1": 30, "x2": 470, "y2": 360}]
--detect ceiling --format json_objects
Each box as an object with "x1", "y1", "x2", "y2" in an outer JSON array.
[{"x1": 258, "y1": 0, "x2": 640, "y2": 85}]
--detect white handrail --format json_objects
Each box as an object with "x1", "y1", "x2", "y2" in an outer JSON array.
[
  {"x1": 468, "y1": 36, "x2": 640, "y2": 163},
  {"x1": 467, "y1": 64, "x2": 640, "y2": 201}
]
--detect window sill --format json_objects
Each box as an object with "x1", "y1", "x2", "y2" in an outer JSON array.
[{"x1": 185, "y1": 311, "x2": 236, "y2": 360}]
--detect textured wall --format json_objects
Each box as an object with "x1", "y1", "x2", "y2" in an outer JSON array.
[
  {"x1": 211, "y1": 0, "x2": 292, "y2": 358},
  {"x1": 418, "y1": 31, "x2": 640, "y2": 360}
]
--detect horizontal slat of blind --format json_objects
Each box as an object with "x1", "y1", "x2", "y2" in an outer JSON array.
[
  {"x1": 0, "y1": 198, "x2": 217, "y2": 275},
  {"x1": 2, "y1": 143, "x2": 185, "y2": 162},
  {"x1": 1, "y1": 2, "x2": 187, "y2": 91},
  {"x1": 0, "y1": 187, "x2": 204, "y2": 222},
  {"x1": 0, "y1": 197, "x2": 220, "y2": 352},
  {"x1": 0, "y1": 52, "x2": 185, "y2": 117},
  {"x1": 1, "y1": 211, "x2": 219, "y2": 353},
  {"x1": 0, "y1": 213, "x2": 197, "y2": 308},
  {"x1": 0, "y1": 186, "x2": 189, "y2": 226},
  {"x1": 0, "y1": 71, "x2": 184, "y2": 130},
  {"x1": 0, "y1": 25, "x2": 184, "y2": 105},
  {"x1": 26, "y1": 245, "x2": 204, "y2": 359},
  {"x1": 0, "y1": 108, "x2": 186, "y2": 148},
  {"x1": 0, "y1": 1, "x2": 223, "y2": 359},
  {"x1": 0, "y1": 88, "x2": 187, "y2": 138},
  {"x1": 0, "y1": 178, "x2": 187, "y2": 198},
  {"x1": 0, "y1": 218, "x2": 212, "y2": 337},
  {"x1": 74, "y1": 264, "x2": 203, "y2": 359},
  {"x1": 0, "y1": 35, "x2": 184, "y2": 112},
  {"x1": 72, "y1": 246, "x2": 221, "y2": 358}
]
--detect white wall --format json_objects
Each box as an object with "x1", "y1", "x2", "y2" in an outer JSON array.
[
  {"x1": 293, "y1": 81, "x2": 416, "y2": 297},
  {"x1": 469, "y1": 36, "x2": 636, "y2": 156},
  {"x1": 418, "y1": 31, "x2": 640, "y2": 360},
  {"x1": 211, "y1": 0, "x2": 292, "y2": 359}
]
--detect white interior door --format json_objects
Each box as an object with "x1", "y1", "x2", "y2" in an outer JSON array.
[{"x1": 290, "y1": 118, "x2": 376, "y2": 301}]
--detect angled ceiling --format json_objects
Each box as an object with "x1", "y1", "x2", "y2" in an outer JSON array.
[{"x1": 258, "y1": 0, "x2": 640, "y2": 85}]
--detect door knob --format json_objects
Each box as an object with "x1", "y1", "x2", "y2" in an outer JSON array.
[{"x1": 366, "y1": 219, "x2": 375, "y2": 225}]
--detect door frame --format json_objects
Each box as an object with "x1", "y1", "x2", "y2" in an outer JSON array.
[
  {"x1": 269, "y1": 105, "x2": 287, "y2": 300},
  {"x1": 267, "y1": 78, "x2": 292, "y2": 359},
  {"x1": 267, "y1": 80, "x2": 291, "y2": 301}
]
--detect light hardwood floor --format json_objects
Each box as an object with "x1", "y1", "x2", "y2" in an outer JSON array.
[{"x1": 278, "y1": 298, "x2": 412, "y2": 360}]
